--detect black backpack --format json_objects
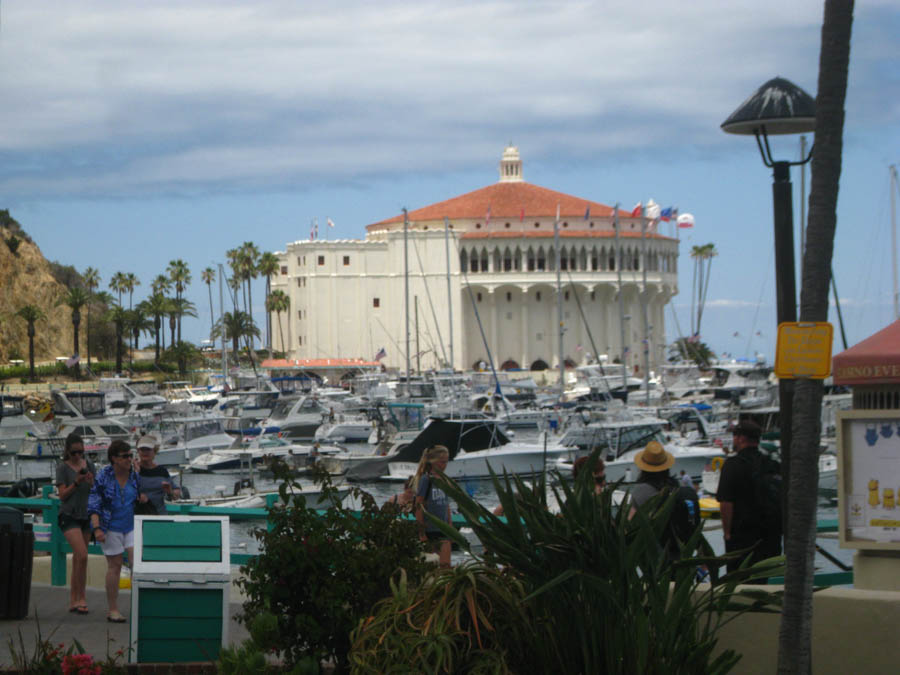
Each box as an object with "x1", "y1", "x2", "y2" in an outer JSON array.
[
  {"x1": 660, "y1": 480, "x2": 701, "y2": 558},
  {"x1": 739, "y1": 449, "x2": 783, "y2": 536}
]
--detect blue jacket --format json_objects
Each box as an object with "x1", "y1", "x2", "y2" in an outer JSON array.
[{"x1": 87, "y1": 465, "x2": 141, "y2": 532}]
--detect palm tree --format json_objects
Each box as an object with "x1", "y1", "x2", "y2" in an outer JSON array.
[
  {"x1": 265, "y1": 290, "x2": 290, "y2": 356},
  {"x1": 689, "y1": 243, "x2": 717, "y2": 337},
  {"x1": 212, "y1": 310, "x2": 260, "y2": 361},
  {"x1": 15, "y1": 305, "x2": 45, "y2": 381},
  {"x1": 126, "y1": 306, "x2": 153, "y2": 367},
  {"x1": 109, "y1": 272, "x2": 127, "y2": 306},
  {"x1": 57, "y1": 286, "x2": 90, "y2": 378},
  {"x1": 166, "y1": 259, "x2": 192, "y2": 342},
  {"x1": 140, "y1": 293, "x2": 169, "y2": 364},
  {"x1": 151, "y1": 273, "x2": 172, "y2": 296},
  {"x1": 202, "y1": 266, "x2": 216, "y2": 337},
  {"x1": 164, "y1": 341, "x2": 201, "y2": 379},
  {"x1": 83, "y1": 267, "x2": 101, "y2": 370},
  {"x1": 257, "y1": 252, "x2": 280, "y2": 352},
  {"x1": 123, "y1": 272, "x2": 140, "y2": 310},
  {"x1": 239, "y1": 242, "x2": 260, "y2": 349},
  {"x1": 105, "y1": 304, "x2": 129, "y2": 373},
  {"x1": 777, "y1": 2, "x2": 853, "y2": 671}
]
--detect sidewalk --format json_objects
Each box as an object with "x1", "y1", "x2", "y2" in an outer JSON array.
[{"x1": 0, "y1": 583, "x2": 249, "y2": 668}]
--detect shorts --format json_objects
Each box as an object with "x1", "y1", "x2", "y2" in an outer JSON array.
[
  {"x1": 58, "y1": 513, "x2": 90, "y2": 534},
  {"x1": 100, "y1": 529, "x2": 134, "y2": 557}
]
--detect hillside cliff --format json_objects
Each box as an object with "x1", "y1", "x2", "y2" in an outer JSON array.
[{"x1": 0, "y1": 221, "x2": 81, "y2": 364}]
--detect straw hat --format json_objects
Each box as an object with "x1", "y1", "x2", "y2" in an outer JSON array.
[{"x1": 634, "y1": 440, "x2": 675, "y2": 472}]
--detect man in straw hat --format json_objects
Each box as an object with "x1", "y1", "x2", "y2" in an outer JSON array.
[
  {"x1": 717, "y1": 419, "x2": 782, "y2": 581},
  {"x1": 627, "y1": 440, "x2": 701, "y2": 562}
]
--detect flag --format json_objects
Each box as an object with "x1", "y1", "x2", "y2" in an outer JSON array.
[
  {"x1": 676, "y1": 213, "x2": 695, "y2": 229},
  {"x1": 519, "y1": 207, "x2": 524, "y2": 223},
  {"x1": 310, "y1": 220, "x2": 315, "y2": 239},
  {"x1": 485, "y1": 205, "x2": 492, "y2": 226},
  {"x1": 584, "y1": 204, "x2": 590, "y2": 220},
  {"x1": 65, "y1": 354, "x2": 80, "y2": 367},
  {"x1": 645, "y1": 200, "x2": 661, "y2": 221},
  {"x1": 374, "y1": 347, "x2": 387, "y2": 361},
  {"x1": 631, "y1": 202, "x2": 642, "y2": 217},
  {"x1": 660, "y1": 207, "x2": 674, "y2": 222},
  {"x1": 326, "y1": 217, "x2": 335, "y2": 228}
]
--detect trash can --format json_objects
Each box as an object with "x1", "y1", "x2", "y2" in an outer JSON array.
[
  {"x1": 129, "y1": 515, "x2": 231, "y2": 663},
  {"x1": 0, "y1": 506, "x2": 34, "y2": 620}
]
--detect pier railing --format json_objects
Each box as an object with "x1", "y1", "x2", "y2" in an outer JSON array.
[{"x1": 0, "y1": 489, "x2": 852, "y2": 587}]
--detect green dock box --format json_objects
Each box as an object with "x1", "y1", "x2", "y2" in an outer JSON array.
[{"x1": 129, "y1": 515, "x2": 231, "y2": 664}]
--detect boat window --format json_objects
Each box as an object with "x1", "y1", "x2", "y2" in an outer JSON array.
[{"x1": 101, "y1": 424, "x2": 128, "y2": 436}]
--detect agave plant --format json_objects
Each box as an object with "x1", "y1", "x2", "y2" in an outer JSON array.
[{"x1": 353, "y1": 460, "x2": 784, "y2": 674}]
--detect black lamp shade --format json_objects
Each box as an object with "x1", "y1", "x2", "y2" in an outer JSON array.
[{"x1": 721, "y1": 77, "x2": 816, "y2": 136}]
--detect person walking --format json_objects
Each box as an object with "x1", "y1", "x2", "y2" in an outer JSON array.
[
  {"x1": 87, "y1": 439, "x2": 148, "y2": 623},
  {"x1": 717, "y1": 420, "x2": 782, "y2": 582},
  {"x1": 55, "y1": 433, "x2": 96, "y2": 614},
  {"x1": 414, "y1": 445, "x2": 452, "y2": 568},
  {"x1": 136, "y1": 434, "x2": 180, "y2": 514}
]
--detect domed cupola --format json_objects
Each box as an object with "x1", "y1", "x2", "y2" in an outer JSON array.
[{"x1": 499, "y1": 145, "x2": 523, "y2": 183}]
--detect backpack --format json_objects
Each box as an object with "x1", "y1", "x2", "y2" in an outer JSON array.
[
  {"x1": 661, "y1": 481, "x2": 702, "y2": 558},
  {"x1": 739, "y1": 449, "x2": 783, "y2": 536}
]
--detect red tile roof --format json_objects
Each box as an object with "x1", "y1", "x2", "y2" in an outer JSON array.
[{"x1": 367, "y1": 181, "x2": 635, "y2": 230}]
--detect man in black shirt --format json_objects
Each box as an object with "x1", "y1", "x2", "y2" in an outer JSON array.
[{"x1": 717, "y1": 420, "x2": 781, "y2": 580}]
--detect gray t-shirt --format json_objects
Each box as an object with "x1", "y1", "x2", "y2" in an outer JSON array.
[
  {"x1": 416, "y1": 474, "x2": 451, "y2": 533},
  {"x1": 56, "y1": 460, "x2": 97, "y2": 519},
  {"x1": 628, "y1": 481, "x2": 661, "y2": 511}
]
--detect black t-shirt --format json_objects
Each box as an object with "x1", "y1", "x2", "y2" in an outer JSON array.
[
  {"x1": 717, "y1": 447, "x2": 763, "y2": 538},
  {"x1": 139, "y1": 465, "x2": 172, "y2": 515}
]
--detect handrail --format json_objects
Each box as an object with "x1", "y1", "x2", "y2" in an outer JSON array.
[{"x1": 0, "y1": 491, "x2": 853, "y2": 587}]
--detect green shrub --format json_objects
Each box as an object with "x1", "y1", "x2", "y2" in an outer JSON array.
[
  {"x1": 237, "y1": 464, "x2": 430, "y2": 670},
  {"x1": 350, "y1": 466, "x2": 783, "y2": 674}
]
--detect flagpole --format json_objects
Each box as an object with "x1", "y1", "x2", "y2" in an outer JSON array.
[
  {"x1": 403, "y1": 208, "x2": 411, "y2": 399},
  {"x1": 640, "y1": 206, "x2": 650, "y2": 405},
  {"x1": 555, "y1": 204, "x2": 564, "y2": 404},
  {"x1": 615, "y1": 204, "x2": 627, "y2": 389},
  {"x1": 444, "y1": 217, "x2": 455, "y2": 370}
]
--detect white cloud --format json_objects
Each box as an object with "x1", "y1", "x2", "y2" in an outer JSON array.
[{"x1": 0, "y1": 0, "x2": 893, "y2": 199}]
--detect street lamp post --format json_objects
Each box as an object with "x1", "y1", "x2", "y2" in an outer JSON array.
[{"x1": 721, "y1": 76, "x2": 816, "y2": 502}]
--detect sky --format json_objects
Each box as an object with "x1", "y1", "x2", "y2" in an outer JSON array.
[{"x1": 1, "y1": 1, "x2": 898, "y2": 366}]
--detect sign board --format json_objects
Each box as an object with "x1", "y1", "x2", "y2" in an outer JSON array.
[
  {"x1": 838, "y1": 410, "x2": 900, "y2": 550},
  {"x1": 774, "y1": 322, "x2": 833, "y2": 379}
]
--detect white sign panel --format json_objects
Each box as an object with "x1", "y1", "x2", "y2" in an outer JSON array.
[{"x1": 839, "y1": 412, "x2": 900, "y2": 548}]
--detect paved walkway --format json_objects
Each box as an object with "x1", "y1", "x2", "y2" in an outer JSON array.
[{"x1": 0, "y1": 583, "x2": 249, "y2": 668}]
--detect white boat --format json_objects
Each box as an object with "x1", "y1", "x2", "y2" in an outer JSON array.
[
  {"x1": 188, "y1": 436, "x2": 341, "y2": 473},
  {"x1": 700, "y1": 450, "x2": 837, "y2": 495},
  {"x1": 0, "y1": 395, "x2": 46, "y2": 455},
  {"x1": 198, "y1": 483, "x2": 350, "y2": 509},
  {"x1": 314, "y1": 413, "x2": 375, "y2": 443},
  {"x1": 149, "y1": 416, "x2": 237, "y2": 467},
  {"x1": 261, "y1": 394, "x2": 332, "y2": 441}
]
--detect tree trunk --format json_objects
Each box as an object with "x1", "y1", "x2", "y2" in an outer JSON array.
[
  {"x1": 86, "y1": 304, "x2": 92, "y2": 371},
  {"x1": 154, "y1": 316, "x2": 161, "y2": 363},
  {"x1": 777, "y1": 2, "x2": 853, "y2": 673},
  {"x1": 115, "y1": 323, "x2": 124, "y2": 373},
  {"x1": 27, "y1": 325, "x2": 35, "y2": 381},
  {"x1": 170, "y1": 315, "x2": 177, "y2": 350},
  {"x1": 278, "y1": 311, "x2": 285, "y2": 356},
  {"x1": 72, "y1": 310, "x2": 81, "y2": 379}
]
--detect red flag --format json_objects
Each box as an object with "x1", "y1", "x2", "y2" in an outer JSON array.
[
  {"x1": 485, "y1": 205, "x2": 492, "y2": 226},
  {"x1": 631, "y1": 203, "x2": 642, "y2": 217},
  {"x1": 519, "y1": 207, "x2": 524, "y2": 223}
]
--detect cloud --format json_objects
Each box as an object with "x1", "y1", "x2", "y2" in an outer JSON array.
[{"x1": 0, "y1": 1, "x2": 894, "y2": 199}]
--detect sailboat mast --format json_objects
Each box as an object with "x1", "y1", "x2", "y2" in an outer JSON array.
[
  {"x1": 444, "y1": 217, "x2": 455, "y2": 369},
  {"x1": 403, "y1": 208, "x2": 411, "y2": 398},
  {"x1": 892, "y1": 165, "x2": 899, "y2": 320},
  {"x1": 640, "y1": 206, "x2": 650, "y2": 405},
  {"x1": 615, "y1": 205, "x2": 627, "y2": 388},
  {"x1": 217, "y1": 263, "x2": 227, "y2": 385},
  {"x1": 555, "y1": 204, "x2": 564, "y2": 403}
]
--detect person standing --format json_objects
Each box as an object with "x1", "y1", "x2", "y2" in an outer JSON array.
[
  {"x1": 414, "y1": 445, "x2": 452, "y2": 568},
  {"x1": 55, "y1": 433, "x2": 96, "y2": 614},
  {"x1": 136, "y1": 434, "x2": 180, "y2": 514},
  {"x1": 717, "y1": 420, "x2": 781, "y2": 581},
  {"x1": 87, "y1": 439, "x2": 148, "y2": 623}
]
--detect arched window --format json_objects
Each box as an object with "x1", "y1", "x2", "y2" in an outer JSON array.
[
  {"x1": 530, "y1": 359, "x2": 549, "y2": 371},
  {"x1": 514, "y1": 246, "x2": 522, "y2": 271},
  {"x1": 560, "y1": 246, "x2": 568, "y2": 271},
  {"x1": 527, "y1": 247, "x2": 535, "y2": 271},
  {"x1": 459, "y1": 249, "x2": 468, "y2": 271},
  {"x1": 537, "y1": 248, "x2": 546, "y2": 271},
  {"x1": 480, "y1": 249, "x2": 489, "y2": 272},
  {"x1": 591, "y1": 247, "x2": 599, "y2": 271},
  {"x1": 500, "y1": 359, "x2": 520, "y2": 371},
  {"x1": 503, "y1": 247, "x2": 513, "y2": 271}
]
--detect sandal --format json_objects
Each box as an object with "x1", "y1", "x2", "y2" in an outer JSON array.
[
  {"x1": 107, "y1": 612, "x2": 127, "y2": 623},
  {"x1": 75, "y1": 605, "x2": 89, "y2": 615}
]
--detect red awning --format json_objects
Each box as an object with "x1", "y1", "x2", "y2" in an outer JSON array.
[{"x1": 833, "y1": 320, "x2": 900, "y2": 385}]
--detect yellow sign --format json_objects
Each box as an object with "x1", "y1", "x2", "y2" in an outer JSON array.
[{"x1": 774, "y1": 322, "x2": 833, "y2": 379}]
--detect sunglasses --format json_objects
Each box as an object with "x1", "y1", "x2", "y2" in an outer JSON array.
[
  {"x1": 70, "y1": 450, "x2": 84, "y2": 456},
  {"x1": 116, "y1": 453, "x2": 133, "y2": 459},
  {"x1": 594, "y1": 474, "x2": 606, "y2": 484}
]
